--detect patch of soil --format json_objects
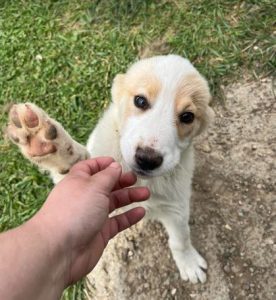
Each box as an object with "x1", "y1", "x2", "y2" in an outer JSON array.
[{"x1": 86, "y1": 78, "x2": 275, "y2": 300}]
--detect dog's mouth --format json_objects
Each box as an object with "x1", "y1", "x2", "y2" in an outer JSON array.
[{"x1": 131, "y1": 166, "x2": 154, "y2": 178}]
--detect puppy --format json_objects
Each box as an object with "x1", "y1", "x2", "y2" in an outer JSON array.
[{"x1": 7, "y1": 55, "x2": 214, "y2": 283}]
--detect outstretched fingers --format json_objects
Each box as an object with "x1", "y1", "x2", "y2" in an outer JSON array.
[
  {"x1": 69, "y1": 157, "x2": 115, "y2": 177},
  {"x1": 102, "y1": 207, "x2": 146, "y2": 244},
  {"x1": 109, "y1": 187, "x2": 150, "y2": 213},
  {"x1": 117, "y1": 171, "x2": 137, "y2": 190},
  {"x1": 70, "y1": 158, "x2": 137, "y2": 191}
]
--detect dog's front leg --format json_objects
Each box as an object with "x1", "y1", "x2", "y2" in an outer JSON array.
[{"x1": 159, "y1": 211, "x2": 207, "y2": 284}]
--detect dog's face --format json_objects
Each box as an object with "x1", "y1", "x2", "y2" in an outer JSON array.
[{"x1": 112, "y1": 55, "x2": 214, "y2": 177}]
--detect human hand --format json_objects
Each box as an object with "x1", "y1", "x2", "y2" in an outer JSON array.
[{"x1": 31, "y1": 157, "x2": 150, "y2": 287}]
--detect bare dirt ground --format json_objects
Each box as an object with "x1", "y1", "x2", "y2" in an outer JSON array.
[{"x1": 86, "y1": 78, "x2": 275, "y2": 300}]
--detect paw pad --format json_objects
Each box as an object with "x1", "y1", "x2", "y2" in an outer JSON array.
[
  {"x1": 7, "y1": 103, "x2": 58, "y2": 157},
  {"x1": 45, "y1": 122, "x2": 58, "y2": 140},
  {"x1": 10, "y1": 109, "x2": 22, "y2": 128},
  {"x1": 24, "y1": 105, "x2": 39, "y2": 128}
]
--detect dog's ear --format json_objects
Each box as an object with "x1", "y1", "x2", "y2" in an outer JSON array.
[
  {"x1": 192, "y1": 88, "x2": 215, "y2": 135},
  {"x1": 187, "y1": 74, "x2": 215, "y2": 135},
  {"x1": 198, "y1": 102, "x2": 215, "y2": 134},
  {"x1": 111, "y1": 74, "x2": 126, "y2": 103}
]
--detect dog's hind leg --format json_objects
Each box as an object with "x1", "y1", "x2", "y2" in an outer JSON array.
[
  {"x1": 158, "y1": 210, "x2": 207, "y2": 284},
  {"x1": 5, "y1": 103, "x2": 90, "y2": 183}
]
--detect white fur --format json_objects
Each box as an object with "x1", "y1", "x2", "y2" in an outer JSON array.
[{"x1": 86, "y1": 55, "x2": 209, "y2": 283}]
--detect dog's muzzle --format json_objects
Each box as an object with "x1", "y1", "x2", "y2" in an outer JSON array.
[{"x1": 135, "y1": 146, "x2": 163, "y2": 172}]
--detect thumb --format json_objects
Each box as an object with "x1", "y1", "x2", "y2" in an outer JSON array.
[{"x1": 91, "y1": 162, "x2": 122, "y2": 193}]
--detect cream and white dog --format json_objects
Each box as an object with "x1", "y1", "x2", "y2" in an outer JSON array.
[{"x1": 7, "y1": 55, "x2": 214, "y2": 283}]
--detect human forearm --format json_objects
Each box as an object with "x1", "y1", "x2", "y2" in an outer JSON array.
[{"x1": 0, "y1": 216, "x2": 66, "y2": 300}]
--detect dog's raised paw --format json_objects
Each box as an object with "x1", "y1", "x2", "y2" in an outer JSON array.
[
  {"x1": 6, "y1": 102, "x2": 89, "y2": 182},
  {"x1": 175, "y1": 246, "x2": 207, "y2": 284},
  {"x1": 6, "y1": 103, "x2": 59, "y2": 158}
]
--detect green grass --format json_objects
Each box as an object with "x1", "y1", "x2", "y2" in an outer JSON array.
[{"x1": 0, "y1": 0, "x2": 274, "y2": 299}]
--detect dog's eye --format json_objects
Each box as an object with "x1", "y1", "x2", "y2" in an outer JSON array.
[
  {"x1": 179, "y1": 112, "x2": 194, "y2": 124},
  {"x1": 134, "y1": 95, "x2": 150, "y2": 110}
]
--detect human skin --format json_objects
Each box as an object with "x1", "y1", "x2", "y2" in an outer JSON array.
[{"x1": 0, "y1": 157, "x2": 150, "y2": 300}]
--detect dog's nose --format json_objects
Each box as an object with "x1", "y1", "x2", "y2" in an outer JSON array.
[{"x1": 135, "y1": 147, "x2": 163, "y2": 171}]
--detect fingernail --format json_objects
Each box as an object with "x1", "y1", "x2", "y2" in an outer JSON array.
[{"x1": 109, "y1": 162, "x2": 121, "y2": 169}]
